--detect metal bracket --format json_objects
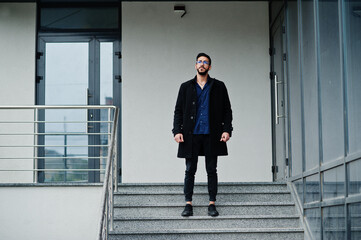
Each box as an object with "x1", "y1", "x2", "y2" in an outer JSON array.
[
  {"x1": 36, "y1": 52, "x2": 43, "y2": 59},
  {"x1": 174, "y1": 5, "x2": 187, "y2": 18},
  {"x1": 270, "y1": 71, "x2": 275, "y2": 80},
  {"x1": 36, "y1": 76, "x2": 43, "y2": 83},
  {"x1": 269, "y1": 48, "x2": 275, "y2": 56},
  {"x1": 115, "y1": 52, "x2": 122, "y2": 59},
  {"x1": 115, "y1": 75, "x2": 122, "y2": 83}
]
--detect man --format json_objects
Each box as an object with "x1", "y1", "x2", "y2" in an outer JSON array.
[{"x1": 172, "y1": 53, "x2": 233, "y2": 217}]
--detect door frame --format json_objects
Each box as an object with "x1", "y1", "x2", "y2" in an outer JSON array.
[
  {"x1": 36, "y1": 34, "x2": 121, "y2": 183},
  {"x1": 270, "y1": 4, "x2": 290, "y2": 182}
]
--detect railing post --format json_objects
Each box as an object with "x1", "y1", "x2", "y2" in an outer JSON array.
[
  {"x1": 33, "y1": 108, "x2": 38, "y2": 183},
  {"x1": 114, "y1": 131, "x2": 118, "y2": 193},
  {"x1": 105, "y1": 198, "x2": 108, "y2": 240},
  {"x1": 109, "y1": 156, "x2": 114, "y2": 232}
]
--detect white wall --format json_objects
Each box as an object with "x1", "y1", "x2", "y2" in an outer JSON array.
[
  {"x1": 0, "y1": 3, "x2": 36, "y2": 182},
  {"x1": 122, "y1": 2, "x2": 272, "y2": 182},
  {"x1": 0, "y1": 2, "x2": 273, "y2": 183},
  {"x1": 0, "y1": 186, "x2": 103, "y2": 240},
  {"x1": 0, "y1": 3, "x2": 35, "y2": 105}
]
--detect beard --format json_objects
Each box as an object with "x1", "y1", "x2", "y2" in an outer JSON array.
[{"x1": 197, "y1": 68, "x2": 209, "y2": 76}]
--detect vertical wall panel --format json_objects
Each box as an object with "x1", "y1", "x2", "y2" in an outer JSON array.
[
  {"x1": 301, "y1": 0, "x2": 320, "y2": 170},
  {"x1": 318, "y1": 0, "x2": 344, "y2": 163},
  {"x1": 287, "y1": 0, "x2": 303, "y2": 176},
  {"x1": 0, "y1": 3, "x2": 36, "y2": 183},
  {"x1": 344, "y1": 0, "x2": 361, "y2": 155}
]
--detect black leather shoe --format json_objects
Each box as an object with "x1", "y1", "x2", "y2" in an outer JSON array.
[
  {"x1": 181, "y1": 204, "x2": 193, "y2": 217},
  {"x1": 208, "y1": 204, "x2": 219, "y2": 217}
]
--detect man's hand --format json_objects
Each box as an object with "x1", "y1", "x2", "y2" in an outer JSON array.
[
  {"x1": 220, "y1": 132, "x2": 230, "y2": 142},
  {"x1": 174, "y1": 133, "x2": 184, "y2": 143}
]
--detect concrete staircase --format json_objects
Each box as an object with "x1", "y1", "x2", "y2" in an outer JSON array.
[{"x1": 109, "y1": 182, "x2": 304, "y2": 240}]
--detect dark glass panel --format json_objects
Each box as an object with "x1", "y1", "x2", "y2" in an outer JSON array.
[
  {"x1": 348, "y1": 160, "x2": 361, "y2": 196},
  {"x1": 323, "y1": 166, "x2": 345, "y2": 200},
  {"x1": 271, "y1": 0, "x2": 284, "y2": 25},
  {"x1": 349, "y1": 203, "x2": 361, "y2": 240},
  {"x1": 305, "y1": 208, "x2": 321, "y2": 240},
  {"x1": 323, "y1": 205, "x2": 346, "y2": 240},
  {"x1": 41, "y1": 7, "x2": 118, "y2": 30},
  {"x1": 305, "y1": 174, "x2": 320, "y2": 203},
  {"x1": 294, "y1": 178, "x2": 304, "y2": 203}
]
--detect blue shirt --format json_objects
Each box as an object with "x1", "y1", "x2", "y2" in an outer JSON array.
[{"x1": 193, "y1": 81, "x2": 210, "y2": 134}]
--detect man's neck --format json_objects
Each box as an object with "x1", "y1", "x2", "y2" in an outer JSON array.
[{"x1": 197, "y1": 73, "x2": 208, "y2": 84}]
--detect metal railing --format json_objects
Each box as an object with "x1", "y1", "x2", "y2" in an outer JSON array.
[
  {"x1": 0, "y1": 105, "x2": 118, "y2": 183},
  {"x1": 0, "y1": 105, "x2": 119, "y2": 239}
]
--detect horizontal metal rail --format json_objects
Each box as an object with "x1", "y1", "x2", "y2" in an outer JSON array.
[
  {"x1": 0, "y1": 105, "x2": 116, "y2": 109},
  {"x1": 0, "y1": 169, "x2": 106, "y2": 172},
  {"x1": 0, "y1": 145, "x2": 110, "y2": 147},
  {"x1": 0, "y1": 133, "x2": 111, "y2": 135},
  {"x1": 0, "y1": 157, "x2": 107, "y2": 159},
  {"x1": 0, "y1": 121, "x2": 112, "y2": 123}
]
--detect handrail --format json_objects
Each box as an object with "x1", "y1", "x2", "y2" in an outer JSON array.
[
  {"x1": 0, "y1": 105, "x2": 116, "y2": 109},
  {"x1": 98, "y1": 107, "x2": 119, "y2": 240}
]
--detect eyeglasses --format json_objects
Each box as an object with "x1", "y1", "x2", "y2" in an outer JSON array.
[{"x1": 196, "y1": 60, "x2": 210, "y2": 65}]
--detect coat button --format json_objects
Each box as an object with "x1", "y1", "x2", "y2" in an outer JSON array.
[
  {"x1": 190, "y1": 116, "x2": 194, "y2": 119},
  {"x1": 192, "y1": 101, "x2": 195, "y2": 105}
]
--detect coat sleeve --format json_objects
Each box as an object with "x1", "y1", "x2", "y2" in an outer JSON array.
[
  {"x1": 222, "y1": 82, "x2": 233, "y2": 136},
  {"x1": 172, "y1": 84, "x2": 184, "y2": 136}
]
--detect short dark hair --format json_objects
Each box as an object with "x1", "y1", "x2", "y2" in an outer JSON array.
[{"x1": 196, "y1": 53, "x2": 211, "y2": 65}]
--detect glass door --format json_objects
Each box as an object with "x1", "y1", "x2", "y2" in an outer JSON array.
[
  {"x1": 36, "y1": 36, "x2": 120, "y2": 183},
  {"x1": 271, "y1": 10, "x2": 289, "y2": 181}
]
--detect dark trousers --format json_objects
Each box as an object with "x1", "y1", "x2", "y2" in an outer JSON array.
[{"x1": 184, "y1": 134, "x2": 218, "y2": 202}]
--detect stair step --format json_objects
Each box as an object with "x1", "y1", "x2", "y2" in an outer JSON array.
[
  {"x1": 117, "y1": 182, "x2": 289, "y2": 194},
  {"x1": 114, "y1": 202, "x2": 297, "y2": 218},
  {"x1": 114, "y1": 192, "x2": 292, "y2": 205},
  {"x1": 109, "y1": 183, "x2": 303, "y2": 239},
  {"x1": 113, "y1": 215, "x2": 301, "y2": 231},
  {"x1": 109, "y1": 228, "x2": 304, "y2": 240}
]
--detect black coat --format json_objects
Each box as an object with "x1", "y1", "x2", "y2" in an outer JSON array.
[{"x1": 172, "y1": 76, "x2": 233, "y2": 158}]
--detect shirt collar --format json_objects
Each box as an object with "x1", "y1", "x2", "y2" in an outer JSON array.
[{"x1": 192, "y1": 75, "x2": 213, "y2": 85}]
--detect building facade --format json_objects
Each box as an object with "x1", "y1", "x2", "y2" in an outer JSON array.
[{"x1": 0, "y1": 0, "x2": 360, "y2": 239}]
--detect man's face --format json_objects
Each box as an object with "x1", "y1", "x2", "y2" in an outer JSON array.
[{"x1": 195, "y1": 56, "x2": 211, "y2": 76}]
